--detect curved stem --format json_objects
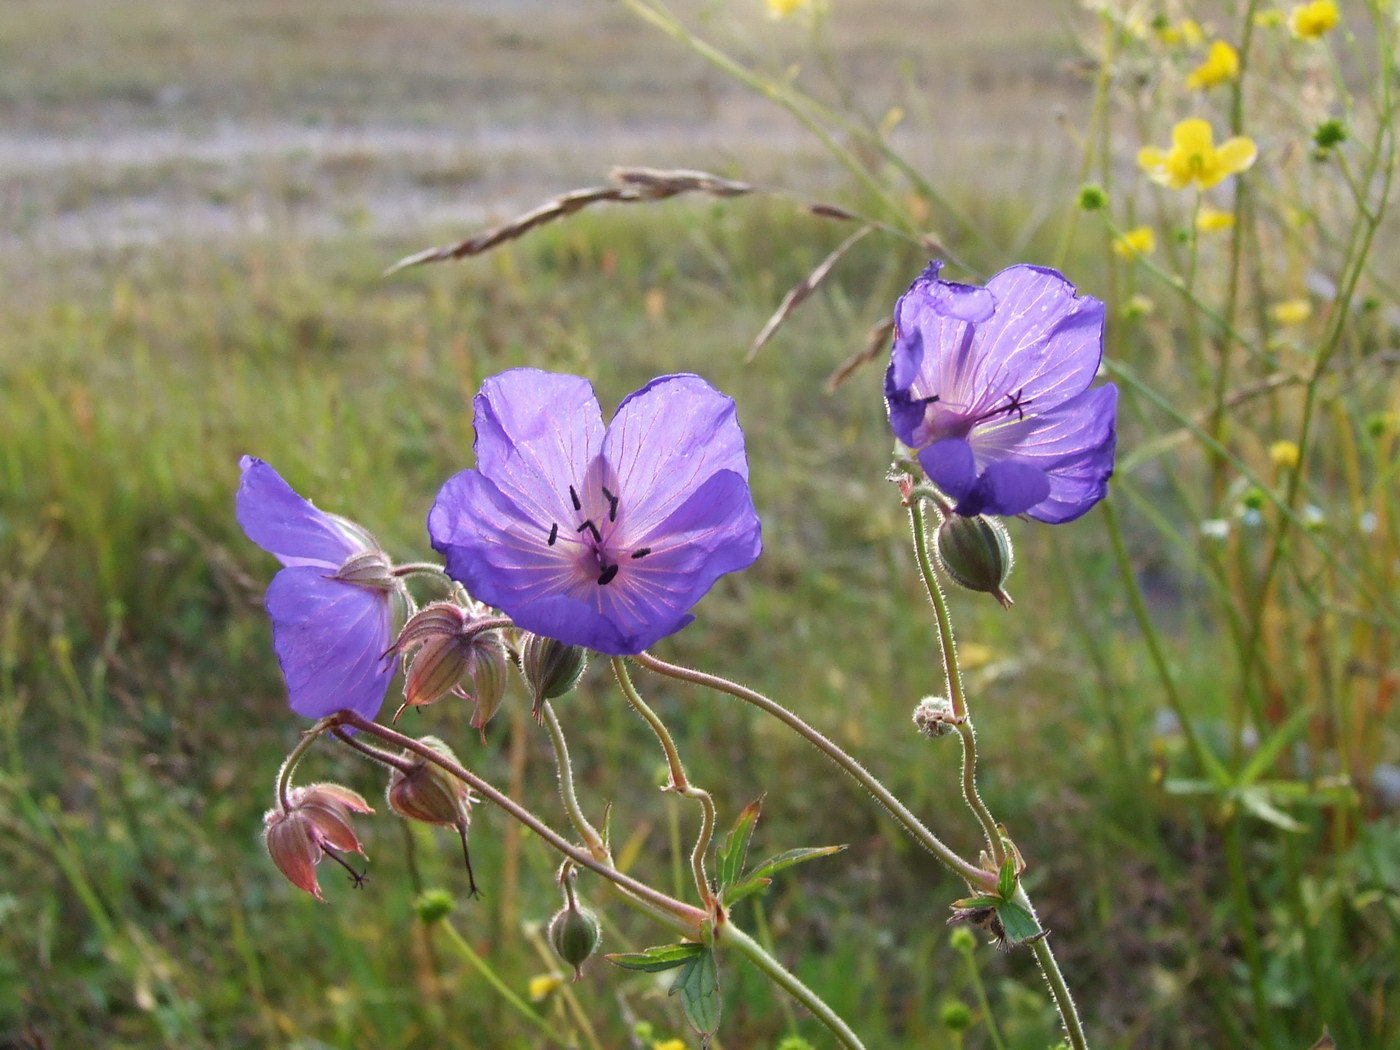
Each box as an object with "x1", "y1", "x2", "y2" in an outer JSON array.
[
  {"x1": 718, "y1": 923, "x2": 867, "y2": 1050},
  {"x1": 908, "y1": 499, "x2": 1003, "y2": 864},
  {"x1": 275, "y1": 719, "x2": 334, "y2": 810},
  {"x1": 540, "y1": 701, "x2": 608, "y2": 858},
  {"x1": 612, "y1": 656, "x2": 716, "y2": 908},
  {"x1": 391, "y1": 561, "x2": 454, "y2": 580},
  {"x1": 334, "y1": 710, "x2": 707, "y2": 931},
  {"x1": 633, "y1": 652, "x2": 994, "y2": 891},
  {"x1": 331, "y1": 727, "x2": 416, "y2": 773}
]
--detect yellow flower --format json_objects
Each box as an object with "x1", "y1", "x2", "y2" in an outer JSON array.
[
  {"x1": 1271, "y1": 298, "x2": 1312, "y2": 325},
  {"x1": 1196, "y1": 206, "x2": 1236, "y2": 232},
  {"x1": 1289, "y1": 0, "x2": 1340, "y2": 39},
  {"x1": 1186, "y1": 40, "x2": 1240, "y2": 89},
  {"x1": 528, "y1": 974, "x2": 564, "y2": 1002},
  {"x1": 766, "y1": 0, "x2": 811, "y2": 17},
  {"x1": 1269, "y1": 440, "x2": 1301, "y2": 470},
  {"x1": 653, "y1": 1041, "x2": 689, "y2": 1050},
  {"x1": 1160, "y1": 17, "x2": 1206, "y2": 46},
  {"x1": 1138, "y1": 118, "x2": 1258, "y2": 190},
  {"x1": 1113, "y1": 226, "x2": 1157, "y2": 258}
]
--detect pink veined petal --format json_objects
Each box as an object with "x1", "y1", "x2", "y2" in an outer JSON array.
[
  {"x1": 601, "y1": 374, "x2": 750, "y2": 541},
  {"x1": 265, "y1": 566, "x2": 396, "y2": 720},
  {"x1": 237, "y1": 456, "x2": 363, "y2": 569},
  {"x1": 471, "y1": 369, "x2": 606, "y2": 535}
]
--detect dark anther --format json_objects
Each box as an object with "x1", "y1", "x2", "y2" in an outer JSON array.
[
  {"x1": 597, "y1": 564, "x2": 619, "y2": 586},
  {"x1": 916, "y1": 393, "x2": 941, "y2": 406},
  {"x1": 1002, "y1": 388, "x2": 1031, "y2": 421},
  {"x1": 569, "y1": 485, "x2": 582, "y2": 511},
  {"x1": 631, "y1": 547, "x2": 652, "y2": 560},
  {"x1": 576, "y1": 519, "x2": 601, "y2": 542},
  {"x1": 547, "y1": 522, "x2": 559, "y2": 546},
  {"x1": 601, "y1": 485, "x2": 619, "y2": 522}
]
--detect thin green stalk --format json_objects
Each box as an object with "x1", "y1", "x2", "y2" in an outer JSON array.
[
  {"x1": 633, "y1": 652, "x2": 994, "y2": 891},
  {"x1": 612, "y1": 656, "x2": 716, "y2": 908},
  {"x1": 540, "y1": 701, "x2": 607, "y2": 857},
  {"x1": 437, "y1": 917, "x2": 571, "y2": 1047},
  {"x1": 957, "y1": 940, "x2": 1008, "y2": 1050},
  {"x1": 1223, "y1": 818, "x2": 1277, "y2": 1048},
  {"x1": 908, "y1": 499, "x2": 1003, "y2": 864}
]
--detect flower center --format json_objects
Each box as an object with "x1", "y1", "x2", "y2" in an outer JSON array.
[
  {"x1": 915, "y1": 388, "x2": 1034, "y2": 444},
  {"x1": 546, "y1": 483, "x2": 653, "y2": 586}
]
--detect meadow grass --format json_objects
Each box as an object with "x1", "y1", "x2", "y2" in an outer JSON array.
[{"x1": 2, "y1": 0, "x2": 1399, "y2": 1048}]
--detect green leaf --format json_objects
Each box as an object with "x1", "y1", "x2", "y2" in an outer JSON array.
[
  {"x1": 1239, "y1": 705, "x2": 1315, "y2": 786},
  {"x1": 671, "y1": 945, "x2": 721, "y2": 1038},
  {"x1": 720, "y1": 875, "x2": 771, "y2": 909},
  {"x1": 951, "y1": 895, "x2": 1002, "y2": 911},
  {"x1": 716, "y1": 797, "x2": 763, "y2": 891},
  {"x1": 748, "y1": 844, "x2": 847, "y2": 881},
  {"x1": 994, "y1": 901, "x2": 1043, "y2": 945},
  {"x1": 606, "y1": 942, "x2": 704, "y2": 973},
  {"x1": 996, "y1": 851, "x2": 1017, "y2": 901},
  {"x1": 1237, "y1": 786, "x2": 1306, "y2": 832}
]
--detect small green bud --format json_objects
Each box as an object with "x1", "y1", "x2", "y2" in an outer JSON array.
[
  {"x1": 1313, "y1": 119, "x2": 1347, "y2": 150},
  {"x1": 776, "y1": 1038, "x2": 817, "y2": 1050},
  {"x1": 940, "y1": 999, "x2": 974, "y2": 1032},
  {"x1": 521, "y1": 633, "x2": 588, "y2": 718},
  {"x1": 1076, "y1": 183, "x2": 1108, "y2": 211},
  {"x1": 949, "y1": 926, "x2": 978, "y2": 953},
  {"x1": 414, "y1": 888, "x2": 456, "y2": 924},
  {"x1": 549, "y1": 902, "x2": 602, "y2": 980},
  {"x1": 1240, "y1": 486, "x2": 1266, "y2": 511},
  {"x1": 934, "y1": 515, "x2": 1014, "y2": 608}
]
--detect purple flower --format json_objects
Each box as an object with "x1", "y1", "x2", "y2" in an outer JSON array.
[
  {"x1": 885, "y1": 261, "x2": 1118, "y2": 523},
  {"x1": 237, "y1": 456, "x2": 404, "y2": 720},
  {"x1": 428, "y1": 369, "x2": 762, "y2": 655}
]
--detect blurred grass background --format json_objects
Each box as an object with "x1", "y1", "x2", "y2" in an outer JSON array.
[{"x1": 1, "y1": 1, "x2": 1397, "y2": 1048}]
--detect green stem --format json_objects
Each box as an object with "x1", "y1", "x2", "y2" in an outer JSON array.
[
  {"x1": 335, "y1": 710, "x2": 707, "y2": 931},
  {"x1": 957, "y1": 941, "x2": 1008, "y2": 1050},
  {"x1": 540, "y1": 701, "x2": 608, "y2": 857},
  {"x1": 633, "y1": 651, "x2": 994, "y2": 891},
  {"x1": 437, "y1": 917, "x2": 572, "y2": 1047},
  {"x1": 718, "y1": 923, "x2": 867, "y2": 1050},
  {"x1": 390, "y1": 561, "x2": 454, "y2": 579},
  {"x1": 275, "y1": 718, "x2": 334, "y2": 810},
  {"x1": 1020, "y1": 883, "x2": 1088, "y2": 1050},
  {"x1": 612, "y1": 656, "x2": 716, "y2": 908}
]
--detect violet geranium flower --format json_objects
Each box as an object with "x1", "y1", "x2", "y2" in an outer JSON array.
[
  {"x1": 428, "y1": 369, "x2": 762, "y2": 655},
  {"x1": 237, "y1": 456, "x2": 406, "y2": 720},
  {"x1": 885, "y1": 261, "x2": 1118, "y2": 523}
]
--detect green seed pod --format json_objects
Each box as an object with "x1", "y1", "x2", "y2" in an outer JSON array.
[
  {"x1": 934, "y1": 514, "x2": 1014, "y2": 608},
  {"x1": 548, "y1": 902, "x2": 602, "y2": 980},
  {"x1": 414, "y1": 888, "x2": 456, "y2": 925},
  {"x1": 940, "y1": 999, "x2": 974, "y2": 1032},
  {"x1": 521, "y1": 633, "x2": 588, "y2": 718}
]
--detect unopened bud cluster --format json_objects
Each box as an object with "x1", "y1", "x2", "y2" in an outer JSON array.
[
  {"x1": 913, "y1": 696, "x2": 958, "y2": 738},
  {"x1": 389, "y1": 602, "x2": 508, "y2": 732}
]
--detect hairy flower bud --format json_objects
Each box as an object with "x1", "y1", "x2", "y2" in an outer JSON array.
[
  {"x1": 549, "y1": 900, "x2": 602, "y2": 980},
  {"x1": 389, "y1": 603, "x2": 508, "y2": 729},
  {"x1": 521, "y1": 632, "x2": 588, "y2": 719},
  {"x1": 333, "y1": 549, "x2": 398, "y2": 589},
  {"x1": 262, "y1": 782, "x2": 374, "y2": 902},
  {"x1": 934, "y1": 514, "x2": 1014, "y2": 608},
  {"x1": 386, "y1": 736, "x2": 482, "y2": 897},
  {"x1": 913, "y1": 695, "x2": 958, "y2": 737}
]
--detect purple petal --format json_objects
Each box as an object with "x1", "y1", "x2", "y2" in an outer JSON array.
[
  {"x1": 954, "y1": 460, "x2": 1051, "y2": 518},
  {"x1": 265, "y1": 566, "x2": 396, "y2": 720},
  {"x1": 237, "y1": 457, "x2": 364, "y2": 568},
  {"x1": 471, "y1": 369, "x2": 606, "y2": 531},
  {"x1": 602, "y1": 374, "x2": 750, "y2": 538},
  {"x1": 917, "y1": 438, "x2": 977, "y2": 501},
  {"x1": 1016, "y1": 385, "x2": 1118, "y2": 523},
  {"x1": 961, "y1": 265, "x2": 1105, "y2": 412}
]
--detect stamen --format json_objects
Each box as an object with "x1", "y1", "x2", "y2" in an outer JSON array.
[
  {"x1": 601, "y1": 485, "x2": 619, "y2": 522},
  {"x1": 569, "y1": 485, "x2": 582, "y2": 511},
  {"x1": 597, "y1": 564, "x2": 619, "y2": 586},
  {"x1": 630, "y1": 547, "x2": 652, "y2": 560},
  {"x1": 915, "y1": 393, "x2": 941, "y2": 406},
  {"x1": 547, "y1": 522, "x2": 559, "y2": 546},
  {"x1": 1001, "y1": 388, "x2": 1031, "y2": 421},
  {"x1": 576, "y1": 520, "x2": 601, "y2": 542}
]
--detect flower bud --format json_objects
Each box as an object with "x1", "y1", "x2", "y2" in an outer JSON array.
[
  {"x1": 414, "y1": 888, "x2": 456, "y2": 924},
  {"x1": 262, "y1": 782, "x2": 373, "y2": 901},
  {"x1": 549, "y1": 901, "x2": 602, "y2": 980},
  {"x1": 521, "y1": 633, "x2": 588, "y2": 719},
  {"x1": 935, "y1": 514, "x2": 1014, "y2": 608},
  {"x1": 333, "y1": 549, "x2": 397, "y2": 590},
  {"x1": 912, "y1": 696, "x2": 958, "y2": 737},
  {"x1": 940, "y1": 999, "x2": 973, "y2": 1032},
  {"x1": 390, "y1": 603, "x2": 508, "y2": 727}
]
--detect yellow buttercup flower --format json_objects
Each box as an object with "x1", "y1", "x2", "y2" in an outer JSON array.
[
  {"x1": 1289, "y1": 0, "x2": 1340, "y2": 39},
  {"x1": 1271, "y1": 298, "x2": 1312, "y2": 325},
  {"x1": 1113, "y1": 226, "x2": 1157, "y2": 258},
  {"x1": 1138, "y1": 119, "x2": 1258, "y2": 190},
  {"x1": 528, "y1": 974, "x2": 564, "y2": 1002},
  {"x1": 766, "y1": 0, "x2": 811, "y2": 17},
  {"x1": 1269, "y1": 440, "x2": 1301, "y2": 470},
  {"x1": 1186, "y1": 40, "x2": 1240, "y2": 89},
  {"x1": 653, "y1": 1041, "x2": 689, "y2": 1050},
  {"x1": 1196, "y1": 206, "x2": 1236, "y2": 232}
]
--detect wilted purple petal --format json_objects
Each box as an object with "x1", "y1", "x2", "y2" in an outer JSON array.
[
  {"x1": 237, "y1": 456, "x2": 363, "y2": 568},
  {"x1": 887, "y1": 262, "x2": 1117, "y2": 522},
  {"x1": 429, "y1": 369, "x2": 762, "y2": 655},
  {"x1": 266, "y1": 566, "x2": 396, "y2": 720}
]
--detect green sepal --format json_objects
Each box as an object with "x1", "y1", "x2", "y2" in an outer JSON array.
[
  {"x1": 996, "y1": 851, "x2": 1017, "y2": 901},
  {"x1": 994, "y1": 901, "x2": 1044, "y2": 945},
  {"x1": 952, "y1": 894, "x2": 1003, "y2": 911},
  {"x1": 670, "y1": 944, "x2": 721, "y2": 1040},
  {"x1": 716, "y1": 797, "x2": 763, "y2": 891},
  {"x1": 720, "y1": 875, "x2": 771, "y2": 908},
  {"x1": 748, "y1": 845, "x2": 846, "y2": 882},
  {"x1": 606, "y1": 942, "x2": 704, "y2": 973}
]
